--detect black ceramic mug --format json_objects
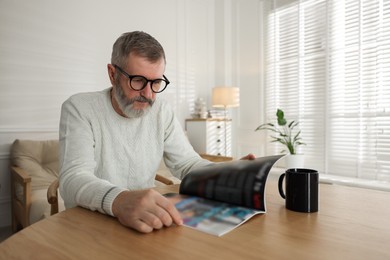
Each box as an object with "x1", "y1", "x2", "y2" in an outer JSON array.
[{"x1": 278, "y1": 168, "x2": 319, "y2": 213}]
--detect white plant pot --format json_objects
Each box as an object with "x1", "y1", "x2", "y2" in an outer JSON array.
[{"x1": 285, "y1": 154, "x2": 305, "y2": 169}]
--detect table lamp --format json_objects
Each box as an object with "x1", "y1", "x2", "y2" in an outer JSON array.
[{"x1": 212, "y1": 87, "x2": 240, "y2": 156}]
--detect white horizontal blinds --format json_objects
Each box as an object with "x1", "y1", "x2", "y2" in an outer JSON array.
[
  {"x1": 265, "y1": 4, "x2": 277, "y2": 123},
  {"x1": 300, "y1": 0, "x2": 327, "y2": 172},
  {"x1": 360, "y1": 0, "x2": 383, "y2": 179},
  {"x1": 265, "y1": 0, "x2": 326, "y2": 172},
  {"x1": 266, "y1": 3, "x2": 300, "y2": 155},
  {"x1": 328, "y1": 0, "x2": 390, "y2": 181},
  {"x1": 379, "y1": 1, "x2": 390, "y2": 181},
  {"x1": 267, "y1": 0, "x2": 390, "y2": 181},
  {"x1": 327, "y1": 0, "x2": 362, "y2": 178}
]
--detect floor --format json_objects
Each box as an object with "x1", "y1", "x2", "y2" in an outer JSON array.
[{"x1": 0, "y1": 226, "x2": 13, "y2": 243}]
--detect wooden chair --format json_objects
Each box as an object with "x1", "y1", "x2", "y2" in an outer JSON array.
[{"x1": 10, "y1": 139, "x2": 59, "y2": 232}]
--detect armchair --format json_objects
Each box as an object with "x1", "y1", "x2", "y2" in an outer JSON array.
[{"x1": 10, "y1": 139, "x2": 63, "y2": 232}]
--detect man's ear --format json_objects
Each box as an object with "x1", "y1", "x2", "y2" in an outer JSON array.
[{"x1": 107, "y1": 64, "x2": 116, "y2": 85}]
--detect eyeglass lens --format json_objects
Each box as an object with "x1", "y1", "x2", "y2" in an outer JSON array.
[{"x1": 129, "y1": 76, "x2": 166, "y2": 93}]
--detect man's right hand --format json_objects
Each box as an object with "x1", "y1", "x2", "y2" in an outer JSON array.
[{"x1": 112, "y1": 189, "x2": 183, "y2": 233}]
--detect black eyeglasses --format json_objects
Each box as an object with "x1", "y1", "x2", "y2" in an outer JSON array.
[{"x1": 114, "y1": 64, "x2": 170, "y2": 93}]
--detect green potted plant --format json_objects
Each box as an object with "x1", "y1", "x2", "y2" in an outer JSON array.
[{"x1": 255, "y1": 109, "x2": 306, "y2": 168}]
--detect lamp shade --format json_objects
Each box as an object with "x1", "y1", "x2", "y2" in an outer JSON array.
[{"x1": 212, "y1": 87, "x2": 240, "y2": 108}]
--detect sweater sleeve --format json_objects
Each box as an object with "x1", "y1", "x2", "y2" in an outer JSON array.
[
  {"x1": 161, "y1": 102, "x2": 212, "y2": 179},
  {"x1": 59, "y1": 97, "x2": 126, "y2": 216}
]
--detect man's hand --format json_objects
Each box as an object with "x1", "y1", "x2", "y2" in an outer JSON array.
[
  {"x1": 240, "y1": 153, "x2": 256, "y2": 160},
  {"x1": 112, "y1": 189, "x2": 183, "y2": 233}
]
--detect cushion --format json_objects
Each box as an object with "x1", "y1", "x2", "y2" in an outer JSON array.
[
  {"x1": 11, "y1": 139, "x2": 59, "y2": 191},
  {"x1": 11, "y1": 139, "x2": 65, "y2": 224},
  {"x1": 29, "y1": 189, "x2": 65, "y2": 224}
]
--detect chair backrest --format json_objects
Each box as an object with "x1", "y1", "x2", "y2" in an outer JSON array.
[{"x1": 11, "y1": 139, "x2": 59, "y2": 191}]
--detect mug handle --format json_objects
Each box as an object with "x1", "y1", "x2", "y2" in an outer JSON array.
[{"x1": 278, "y1": 173, "x2": 286, "y2": 199}]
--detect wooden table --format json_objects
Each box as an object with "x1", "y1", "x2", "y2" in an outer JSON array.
[{"x1": 1, "y1": 179, "x2": 390, "y2": 259}]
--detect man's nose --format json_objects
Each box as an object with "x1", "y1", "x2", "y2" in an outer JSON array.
[{"x1": 140, "y1": 82, "x2": 153, "y2": 98}]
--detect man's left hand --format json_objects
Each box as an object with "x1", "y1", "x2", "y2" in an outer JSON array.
[{"x1": 240, "y1": 153, "x2": 256, "y2": 160}]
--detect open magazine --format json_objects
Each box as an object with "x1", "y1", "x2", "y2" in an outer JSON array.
[{"x1": 165, "y1": 155, "x2": 284, "y2": 236}]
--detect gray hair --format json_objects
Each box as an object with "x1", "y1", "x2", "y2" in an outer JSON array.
[{"x1": 111, "y1": 31, "x2": 166, "y2": 69}]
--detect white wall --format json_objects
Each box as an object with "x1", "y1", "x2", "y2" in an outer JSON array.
[{"x1": 0, "y1": 0, "x2": 265, "y2": 227}]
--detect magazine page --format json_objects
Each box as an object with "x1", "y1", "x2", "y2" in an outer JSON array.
[
  {"x1": 165, "y1": 193, "x2": 264, "y2": 237},
  {"x1": 179, "y1": 155, "x2": 284, "y2": 211}
]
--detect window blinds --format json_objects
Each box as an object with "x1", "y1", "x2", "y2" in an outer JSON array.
[{"x1": 266, "y1": 0, "x2": 390, "y2": 182}]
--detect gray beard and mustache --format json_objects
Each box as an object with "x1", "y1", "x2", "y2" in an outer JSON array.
[{"x1": 113, "y1": 85, "x2": 154, "y2": 118}]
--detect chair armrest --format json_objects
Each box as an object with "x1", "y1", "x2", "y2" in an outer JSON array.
[
  {"x1": 10, "y1": 166, "x2": 32, "y2": 230},
  {"x1": 155, "y1": 174, "x2": 174, "y2": 185},
  {"x1": 11, "y1": 166, "x2": 31, "y2": 184},
  {"x1": 47, "y1": 179, "x2": 59, "y2": 204},
  {"x1": 199, "y1": 153, "x2": 233, "y2": 162},
  {"x1": 47, "y1": 179, "x2": 59, "y2": 215}
]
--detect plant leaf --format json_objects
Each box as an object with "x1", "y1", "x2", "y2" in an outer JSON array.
[
  {"x1": 257, "y1": 108, "x2": 305, "y2": 154},
  {"x1": 255, "y1": 123, "x2": 275, "y2": 131},
  {"x1": 277, "y1": 109, "x2": 287, "y2": 126},
  {"x1": 293, "y1": 130, "x2": 301, "y2": 141},
  {"x1": 290, "y1": 121, "x2": 299, "y2": 130}
]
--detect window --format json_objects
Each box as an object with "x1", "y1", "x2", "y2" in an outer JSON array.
[{"x1": 265, "y1": 0, "x2": 390, "y2": 182}]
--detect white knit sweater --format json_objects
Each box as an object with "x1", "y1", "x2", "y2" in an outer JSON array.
[{"x1": 59, "y1": 88, "x2": 209, "y2": 216}]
